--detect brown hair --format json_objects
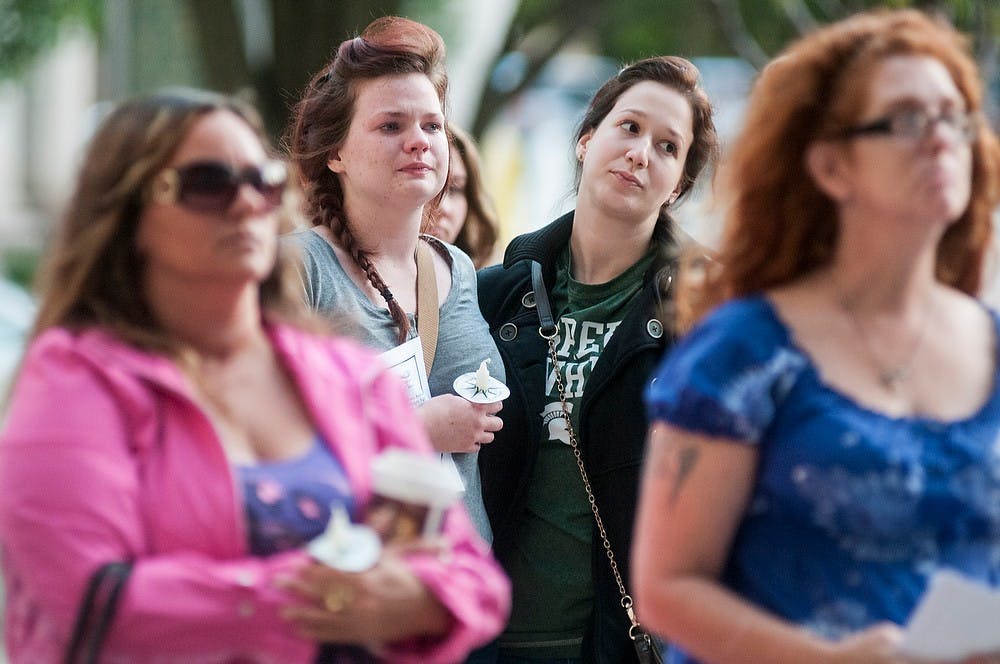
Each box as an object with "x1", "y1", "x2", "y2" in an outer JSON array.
[
  {"x1": 286, "y1": 16, "x2": 448, "y2": 344},
  {"x1": 31, "y1": 88, "x2": 311, "y2": 354},
  {"x1": 575, "y1": 55, "x2": 719, "y2": 233},
  {"x1": 448, "y1": 123, "x2": 499, "y2": 268},
  {"x1": 682, "y1": 8, "x2": 1000, "y2": 329}
]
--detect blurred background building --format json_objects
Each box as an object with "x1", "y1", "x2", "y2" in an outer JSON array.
[{"x1": 0, "y1": 1, "x2": 998, "y2": 657}]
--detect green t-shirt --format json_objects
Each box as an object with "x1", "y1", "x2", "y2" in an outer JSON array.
[{"x1": 500, "y1": 245, "x2": 654, "y2": 658}]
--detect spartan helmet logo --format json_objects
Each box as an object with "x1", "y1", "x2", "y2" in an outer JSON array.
[{"x1": 540, "y1": 401, "x2": 574, "y2": 446}]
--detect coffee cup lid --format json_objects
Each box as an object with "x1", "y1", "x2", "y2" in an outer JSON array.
[{"x1": 371, "y1": 449, "x2": 465, "y2": 506}]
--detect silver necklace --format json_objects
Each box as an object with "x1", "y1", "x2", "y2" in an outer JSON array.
[{"x1": 835, "y1": 287, "x2": 932, "y2": 392}]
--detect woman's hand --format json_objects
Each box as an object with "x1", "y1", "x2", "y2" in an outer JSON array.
[
  {"x1": 962, "y1": 653, "x2": 1000, "y2": 664},
  {"x1": 828, "y1": 623, "x2": 911, "y2": 664},
  {"x1": 832, "y1": 624, "x2": 1000, "y2": 664},
  {"x1": 418, "y1": 394, "x2": 503, "y2": 453},
  {"x1": 278, "y1": 544, "x2": 452, "y2": 645}
]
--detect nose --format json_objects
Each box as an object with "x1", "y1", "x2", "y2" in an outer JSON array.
[
  {"x1": 931, "y1": 118, "x2": 966, "y2": 147},
  {"x1": 404, "y1": 125, "x2": 430, "y2": 154},
  {"x1": 626, "y1": 139, "x2": 650, "y2": 169},
  {"x1": 228, "y1": 182, "x2": 271, "y2": 216}
]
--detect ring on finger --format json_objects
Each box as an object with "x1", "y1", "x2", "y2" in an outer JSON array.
[{"x1": 323, "y1": 585, "x2": 354, "y2": 613}]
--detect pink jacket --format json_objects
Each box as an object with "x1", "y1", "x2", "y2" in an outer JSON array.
[{"x1": 0, "y1": 324, "x2": 510, "y2": 663}]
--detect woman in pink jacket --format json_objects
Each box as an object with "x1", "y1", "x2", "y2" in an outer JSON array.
[{"x1": 0, "y1": 88, "x2": 509, "y2": 663}]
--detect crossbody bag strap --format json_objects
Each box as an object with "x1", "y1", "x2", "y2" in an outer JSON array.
[
  {"x1": 415, "y1": 239, "x2": 439, "y2": 379},
  {"x1": 533, "y1": 257, "x2": 650, "y2": 646},
  {"x1": 530, "y1": 261, "x2": 558, "y2": 339},
  {"x1": 65, "y1": 561, "x2": 132, "y2": 664}
]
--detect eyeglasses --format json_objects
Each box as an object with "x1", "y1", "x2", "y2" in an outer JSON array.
[
  {"x1": 147, "y1": 160, "x2": 288, "y2": 214},
  {"x1": 840, "y1": 108, "x2": 979, "y2": 144}
]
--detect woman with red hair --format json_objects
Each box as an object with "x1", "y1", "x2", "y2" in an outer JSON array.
[{"x1": 634, "y1": 9, "x2": 1000, "y2": 664}]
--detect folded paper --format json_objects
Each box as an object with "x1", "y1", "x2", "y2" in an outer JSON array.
[{"x1": 900, "y1": 569, "x2": 1000, "y2": 660}]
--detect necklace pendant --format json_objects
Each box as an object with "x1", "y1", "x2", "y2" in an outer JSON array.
[{"x1": 879, "y1": 366, "x2": 908, "y2": 391}]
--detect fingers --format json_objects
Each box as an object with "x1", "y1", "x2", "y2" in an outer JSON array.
[
  {"x1": 295, "y1": 562, "x2": 352, "y2": 589},
  {"x1": 472, "y1": 414, "x2": 503, "y2": 448},
  {"x1": 423, "y1": 394, "x2": 504, "y2": 452},
  {"x1": 473, "y1": 401, "x2": 503, "y2": 415},
  {"x1": 483, "y1": 414, "x2": 503, "y2": 432},
  {"x1": 963, "y1": 655, "x2": 1000, "y2": 664},
  {"x1": 280, "y1": 603, "x2": 363, "y2": 643},
  {"x1": 275, "y1": 573, "x2": 320, "y2": 603},
  {"x1": 474, "y1": 405, "x2": 504, "y2": 440},
  {"x1": 463, "y1": 404, "x2": 504, "y2": 449},
  {"x1": 384, "y1": 535, "x2": 451, "y2": 558},
  {"x1": 277, "y1": 564, "x2": 371, "y2": 641}
]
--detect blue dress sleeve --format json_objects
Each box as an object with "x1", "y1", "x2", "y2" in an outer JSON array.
[{"x1": 645, "y1": 297, "x2": 808, "y2": 444}]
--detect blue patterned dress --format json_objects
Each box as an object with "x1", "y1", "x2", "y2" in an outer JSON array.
[{"x1": 645, "y1": 296, "x2": 1000, "y2": 663}]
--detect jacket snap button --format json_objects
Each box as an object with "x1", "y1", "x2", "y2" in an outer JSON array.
[
  {"x1": 646, "y1": 318, "x2": 664, "y2": 339},
  {"x1": 521, "y1": 291, "x2": 536, "y2": 308},
  {"x1": 499, "y1": 323, "x2": 518, "y2": 341}
]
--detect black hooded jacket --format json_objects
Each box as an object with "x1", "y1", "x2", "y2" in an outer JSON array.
[{"x1": 477, "y1": 210, "x2": 679, "y2": 663}]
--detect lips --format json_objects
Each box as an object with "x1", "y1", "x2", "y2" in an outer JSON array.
[
  {"x1": 612, "y1": 169, "x2": 642, "y2": 188},
  {"x1": 400, "y1": 162, "x2": 433, "y2": 175}
]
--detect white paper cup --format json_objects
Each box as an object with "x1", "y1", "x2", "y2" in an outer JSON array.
[{"x1": 367, "y1": 449, "x2": 465, "y2": 542}]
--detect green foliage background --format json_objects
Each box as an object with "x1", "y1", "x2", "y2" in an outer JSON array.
[{"x1": 0, "y1": 0, "x2": 100, "y2": 81}]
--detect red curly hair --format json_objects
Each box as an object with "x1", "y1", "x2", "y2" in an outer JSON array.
[{"x1": 680, "y1": 9, "x2": 1000, "y2": 330}]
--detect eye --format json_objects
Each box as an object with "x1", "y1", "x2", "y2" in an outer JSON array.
[
  {"x1": 892, "y1": 108, "x2": 927, "y2": 136},
  {"x1": 621, "y1": 120, "x2": 640, "y2": 134},
  {"x1": 379, "y1": 121, "x2": 401, "y2": 133},
  {"x1": 658, "y1": 141, "x2": 679, "y2": 156},
  {"x1": 425, "y1": 121, "x2": 443, "y2": 132},
  {"x1": 938, "y1": 107, "x2": 964, "y2": 124}
]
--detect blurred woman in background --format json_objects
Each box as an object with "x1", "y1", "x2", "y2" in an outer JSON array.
[{"x1": 430, "y1": 123, "x2": 500, "y2": 269}]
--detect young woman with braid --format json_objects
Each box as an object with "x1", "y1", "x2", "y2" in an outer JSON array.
[{"x1": 284, "y1": 16, "x2": 503, "y2": 544}]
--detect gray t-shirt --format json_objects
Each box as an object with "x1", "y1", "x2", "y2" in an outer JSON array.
[{"x1": 284, "y1": 227, "x2": 501, "y2": 542}]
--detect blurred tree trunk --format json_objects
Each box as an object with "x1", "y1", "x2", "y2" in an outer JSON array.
[{"x1": 185, "y1": 0, "x2": 402, "y2": 139}]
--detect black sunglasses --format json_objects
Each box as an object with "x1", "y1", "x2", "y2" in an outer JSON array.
[{"x1": 147, "y1": 160, "x2": 288, "y2": 214}]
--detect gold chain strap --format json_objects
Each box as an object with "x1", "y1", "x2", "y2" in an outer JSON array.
[{"x1": 544, "y1": 335, "x2": 644, "y2": 636}]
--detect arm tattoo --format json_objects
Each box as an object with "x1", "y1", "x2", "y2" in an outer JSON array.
[{"x1": 656, "y1": 442, "x2": 701, "y2": 507}]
